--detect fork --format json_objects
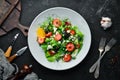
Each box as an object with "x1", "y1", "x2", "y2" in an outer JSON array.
[
  {"x1": 89, "y1": 38, "x2": 116, "y2": 78},
  {"x1": 94, "y1": 38, "x2": 116, "y2": 78},
  {"x1": 89, "y1": 38, "x2": 106, "y2": 73},
  {"x1": 94, "y1": 38, "x2": 106, "y2": 78}
]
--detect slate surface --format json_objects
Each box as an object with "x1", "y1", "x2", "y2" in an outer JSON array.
[{"x1": 0, "y1": 0, "x2": 120, "y2": 80}]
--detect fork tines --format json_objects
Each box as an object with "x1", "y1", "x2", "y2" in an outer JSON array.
[
  {"x1": 105, "y1": 38, "x2": 117, "y2": 50},
  {"x1": 99, "y1": 38, "x2": 106, "y2": 48}
]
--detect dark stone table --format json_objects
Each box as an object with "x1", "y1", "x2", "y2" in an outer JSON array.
[{"x1": 0, "y1": 0, "x2": 120, "y2": 80}]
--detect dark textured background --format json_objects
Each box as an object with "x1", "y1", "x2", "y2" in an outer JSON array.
[{"x1": 0, "y1": 0, "x2": 120, "y2": 80}]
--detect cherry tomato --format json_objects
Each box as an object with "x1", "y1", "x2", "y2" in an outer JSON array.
[
  {"x1": 37, "y1": 37, "x2": 45, "y2": 44},
  {"x1": 76, "y1": 43, "x2": 80, "y2": 48},
  {"x1": 52, "y1": 18, "x2": 62, "y2": 28},
  {"x1": 70, "y1": 30, "x2": 76, "y2": 35},
  {"x1": 63, "y1": 54, "x2": 72, "y2": 62},
  {"x1": 54, "y1": 33, "x2": 62, "y2": 41},
  {"x1": 49, "y1": 50, "x2": 56, "y2": 56},
  {"x1": 46, "y1": 32, "x2": 52, "y2": 37},
  {"x1": 64, "y1": 27, "x2": 70, "y2": 31},
  {"x1": 65, "y1": 22, "x2": 71, "y2": 26},
  {"x1": 66, "y1": 43, "x2": 75, "y2": 52}
]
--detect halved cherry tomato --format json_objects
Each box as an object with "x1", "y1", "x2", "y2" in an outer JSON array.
[
  {"x1": 37, "y1": 37, "x2": 45, "y2": 44},
  {"x1": 65, "y1": 22, "x2": 71, "y2": 26},
  {"x1": 76, "y1": 43, "x2": 80, "y2": 48},
  {"x1": 66, "y1": 43, "x2": 75, "y2": 52},
  {"x1": 49, "y1": 50, "x2": 56, "y2": 56},
  {"x1": 63, "y1": 54, "x2": 72, "y2": 62},
  {"x1": 70, "y1": 30, "x2": 76, "y2": 35},
  {"x1": 52, "y1": 18, "x2": 62, "y2": 28},
  {"x1": 54, "y1": 33, "x2": 62, "y2": 41},
  {"x1": 46, "y1": 32, "x2": 52, "y2": 37},
  {"x1": 64, "y1": 27, "x2": 70, "y2": 31}
]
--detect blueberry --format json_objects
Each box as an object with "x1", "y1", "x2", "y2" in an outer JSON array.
[
  {"x1": 45, "y1": 29, "x2": 49, "y2": 33},
  {"x1": 78, "y1": 36, "x2": 81, "y2": 41},
  {"x1": 53, "y1": 46, "x2": 60, "y2": 52},
  {"x1": 64, "y1": 32, "x2": 70, "y2": 39}
]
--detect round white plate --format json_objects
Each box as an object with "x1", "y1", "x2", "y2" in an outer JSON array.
[{"x1": 28, "y1": 7, "x2": 91, "y2": 70}]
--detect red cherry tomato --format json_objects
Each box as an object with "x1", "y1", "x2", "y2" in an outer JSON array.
[
  {"x1": 46, "y1": 32, "x2": 52, "y2": 37},
  {"x1": 76, "y1": 43, "x2": 80, "y2": 48},
  {"x1": 63, "y1": 54, "x2": 72, "y2": 62},
  {"x1": 54, "y1": 33, "x2": 62, "y2": 41},
  {"x1": 64, "y1": 27, "x2": 70, "y2": 31},
  {"x1": 70, "y1": 30, "x2": 76, "y2": 35},
  {"x1": 37, "y1": 37, "x2": 45, "y2": 44},
  {"x1": 52, "y1": 18, "x2": 62, "y2": 28},
  {"x1": 66, "y1": 43, "x2": 75, "y2": 52},
  {"x1": 65, "y1": 22, "x2": 71, "y2": 26},
  {"x1": 49, "y1": 50, "x2": 56, "y2": 56}
]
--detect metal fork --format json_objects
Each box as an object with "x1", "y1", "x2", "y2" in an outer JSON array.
[
  {"x1": 90, "y1": 38, "x2": 116, "y2": 78},
  {"x1": 94, "y1": 38, "x2": 116, "y2": 78},
  {"x1": 89, "y1": 38, "x2": 106, "y2": 73},
  {"x1": 94, "y1": 38, "x2": 106, "y2": 78}
]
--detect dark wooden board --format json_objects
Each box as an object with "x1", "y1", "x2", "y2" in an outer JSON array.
[{"x1": 0, "y1": 0, "x2": 28, "y2": 36}]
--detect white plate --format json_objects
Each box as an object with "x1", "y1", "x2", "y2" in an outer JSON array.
[{"x1": 28, "y1": 7, "x2": 91, "y2": 70}]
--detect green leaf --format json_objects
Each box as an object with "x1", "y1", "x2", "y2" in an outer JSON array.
[{"x1": 41, "y1": 45, "x2": 47, "y2": 51}]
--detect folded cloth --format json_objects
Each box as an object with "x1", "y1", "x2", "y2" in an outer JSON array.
[
  {"x1": 0, "y1": 48, "x2": 15, "y2": 80},
  {"x1": 24, "y1": 72, "x2": 42, "y2": 80}
]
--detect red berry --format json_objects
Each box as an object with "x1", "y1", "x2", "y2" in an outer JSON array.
[
  {"x1": 65, "y1": 22, "x2": 71, "y2": 26},
  {"x1": 64, "y1": 27, "x2": 70, "y2": 31},
  {"x1": 70, "y1": 30, "x2": 76, "y2": 35},
  {"x1": 46, "y1": 32, "x2": 52, "y2": 37},
  {"x1": 37, "y1": 37, "x2": 45, "y2": 44},
  {"x1": 63, "y1": 54, "x2": 72, "y2": 62},
  {"x1": 49, "y1": 50, "x2": 56, "y2": 56},
  {"x1": 54, "y1": 33, "x2": 62, "y2": 41},
  {"x1": 76, "y1": 43, "x2": 80, "y2": 48},
  {"x1": 66, "y1": 43, "x2": 75, "y2": 52},
  {"x1": 52, "y1": 19, "x2": 62, "y2": 28}
]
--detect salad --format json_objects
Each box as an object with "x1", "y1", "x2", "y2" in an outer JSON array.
[{"x1": 36, "y1": 17, "x2": 84, "y2": 62}]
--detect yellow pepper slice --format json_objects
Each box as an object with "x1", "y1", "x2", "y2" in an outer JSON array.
[{"x1": 36, "y1": 27, "x2": 45, "y2": 38}]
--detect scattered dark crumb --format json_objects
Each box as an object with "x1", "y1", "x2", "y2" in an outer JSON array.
[{"x1": 110, "y1": 55, "x2": 119, "y2": 65}]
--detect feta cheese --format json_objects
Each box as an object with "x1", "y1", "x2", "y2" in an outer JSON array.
[
  {"x1": 53, "y1": 27, "x2": 57, "y2": 32},
  {"x1": 62, "y1": 40, "x2": 65, "y2": 43},
  {"x1": 70, "y1": 35, "x2": 74, "y2": 38},
  {"x1": 58, "y1": 41, "x2": 61, "y2": 44},
  {"x1": 47, "y1": 45, "x2": 53, "y2": 50},
  {"x1": 72, "y1": 38, "x2": 75, "y2": 41},
  {"x1": 56, "y1": 31, "x2": 59, "y2": 34},
  {"x1": 69, "y1": 36, "x2": 75, "y2": 41},
  {"x1": 65, "y1": 40, "x2": 69, "y2": 42},
  {"x1": 67, "y1": 30, "x2": 70, "y2": 33},
  {"x1": 53, "y1": 35, "x2": 55, "y2": 37}
]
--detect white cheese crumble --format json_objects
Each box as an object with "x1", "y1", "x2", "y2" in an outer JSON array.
[
  {"x1": 58, "y1": 41, "x2": 61, "y2": 44},
  {"x1": 67, "y1": 30, "x2": 70, "y2": 33},
  {"x1": 53, "y1": 27, "x2": 57, "y2": 32},
  {"x1": 47, "y1": 45, "x2": 53, "y2": 50}
]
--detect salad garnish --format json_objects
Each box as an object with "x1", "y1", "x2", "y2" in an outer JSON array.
[{"x1": 36, "y1": 17, "x2": 84, "y2": 62}]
